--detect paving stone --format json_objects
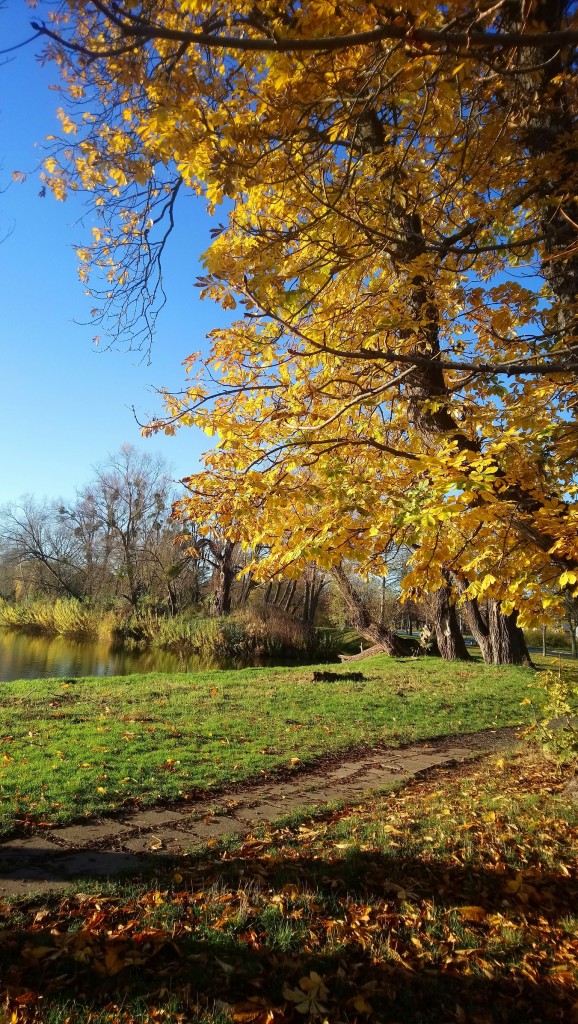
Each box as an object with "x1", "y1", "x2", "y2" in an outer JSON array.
[
  {"x1": 124, "y1": 832, "x2": 190, "y2": 855},
  {"x1": 267, "y1": 785, "x2": 306, "y2": 798},
  {"x1": 125, "y1": 808, "x2": 186, "y2": 828},
  {"x1": 292, "y1": 789, "x2": 330, "y2": 802},
  {"x1": 0, "y1": 730, "x2": 521, "y2": 898},
  {"x1": 252, "y1": 803, "x2": 317, "y2": 822},
  {"x1": 273, "y1": 795, "x2": 311, "y2": 810},
  {"x1": 186, "y1": 817, "x2": 243, "y2": 838},
  {"x1": 52, "y1": 821, "x2": 130, "y2": 847},
  {"x1": 0, "y1": 836, "x2": 65, "y2": 860},
  {"x1": 50, "y1": 851, "x2": 141, "y2": 877},
  {"x1": 327, "y1": 765, "x2": 364, "y2": 780},
  {"x1": 0, "y1": 875, "x2": 71, "y2": 897}
]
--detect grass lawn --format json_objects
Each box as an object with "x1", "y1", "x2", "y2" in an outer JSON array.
[
  {"x1": 1, "y1": 747, "x2": 576, "y2": 1023},
  {"x1": 0, "y1": 654, "x2": 562, "y2": 837}
]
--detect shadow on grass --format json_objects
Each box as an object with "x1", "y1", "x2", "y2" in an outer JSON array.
[{"x1": 1, "y1": 841, "x2": 576, "y2": 1022}]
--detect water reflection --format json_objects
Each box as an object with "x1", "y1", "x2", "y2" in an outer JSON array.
[{"x1": 0, "y1": 629, "x2": 229, "y2": 681}]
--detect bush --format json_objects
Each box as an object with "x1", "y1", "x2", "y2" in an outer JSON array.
[
  {"x1": 525, "y1": 627, "x2": 575, "y2": 652},
  {"x1": 523, "y1": 668, "x2": 578, "y2": 766}
]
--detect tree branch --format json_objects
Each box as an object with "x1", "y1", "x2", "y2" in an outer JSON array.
[{"x1": 32, "y1": 16, "x2": 578, "y2": 59}]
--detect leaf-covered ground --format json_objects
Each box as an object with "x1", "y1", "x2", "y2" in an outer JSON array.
[
  {"x1": 0, "y1": 656, "x2": 543, "y2": 837},
  {"x1": 1, "y1": 748, "x2": 576, "y2": 1023}
]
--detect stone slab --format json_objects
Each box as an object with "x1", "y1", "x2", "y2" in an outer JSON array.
[
  {"x1": 240, "y1": 803, "x2": 305, "y2": 822},
  {"x1": 0, "y1": 876, "x2": 71, "y2": 897},
  {"x1": 0, "y1": 836, "x2": 65, "y2": 859},
  {"x1": 184, "y1": 817, "x2": 242, "y2": 838},
  {"x1": 0, "y1": 728, "x2": 522, "y2": 898},
  {"x1": 52, "y1": 821, "x2": 130, "y2": 847},
  {"x1": 272, "y1": 796, "x2": 311, "y2": 810},
  {"x1": 125, "y1": 808, "x2": 185, "y2": 828},
  {"x1": 124, "y1": 829, "x2": 199, "y2": 854},
  {"x1": 327, "y1": 765, "x2": 364, "y2": 780},
  {"x1": 124, "y1": 834, "x2": 183, "y2": 855},
  {"x1": 49, "y1": 851, "x2": 141, "y2": 878}
]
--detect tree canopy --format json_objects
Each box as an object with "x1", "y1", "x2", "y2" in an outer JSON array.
[{"x1": 31, "y1": 0, "x2": 578, "y2": 650}]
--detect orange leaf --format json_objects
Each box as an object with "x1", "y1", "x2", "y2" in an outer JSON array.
[{"x1": 456, "y1": 906, "x2": 488, "y2": 924}]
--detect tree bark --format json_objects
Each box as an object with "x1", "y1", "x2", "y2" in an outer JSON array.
[
  {"x1": 331, "y1": 565, "x2": 420, "y2": 656},
  {"x1": 460, "y1": 595, "x2": 494, "y2": 664},
  {"x1": 428, "y1": 584, "x2": 472, "y2": 661},
  {"x1": 487, "y1": 603, "x2": 534, "y2": 667},
  {"x1": 461, "y1": 596, "x2": 534, "y2": 666},
  {"x1": 210, "y1": 539, "x2": 236, "y2": 617}
]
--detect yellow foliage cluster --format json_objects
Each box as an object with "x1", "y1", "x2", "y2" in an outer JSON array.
[{"x1": 38, "y1": 0, "x2": 578, "y2": 621}]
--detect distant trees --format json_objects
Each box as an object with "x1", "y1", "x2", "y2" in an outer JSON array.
[
  {"x1": 0, "y1": 446, "x2": 202, "y2": 612},
  {"x1": 0, "y1": 446, "x2": 334, "y2": 626},
  {"x1": 0, "y1": 495, "x2": 89, "y2": 600},
  {"x1": 77, "y1": 445, "x2": 173, "y2": 609}
]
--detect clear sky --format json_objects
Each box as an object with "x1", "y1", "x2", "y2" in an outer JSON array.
[{"x1": 0, "y1": 1, "x2": 226, "y2": 505}]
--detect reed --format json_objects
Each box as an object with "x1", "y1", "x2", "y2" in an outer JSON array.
[
  {"x1": 0, "y1": 600, "x2": 351, "y2": 661},
  {"x1": 0, "y1": 598, "x2": 108, "y2": 639}
]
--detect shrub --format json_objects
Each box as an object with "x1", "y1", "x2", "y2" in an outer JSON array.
[{"x1": 523, "y1": 668, "x2": 578, "y2": 767}]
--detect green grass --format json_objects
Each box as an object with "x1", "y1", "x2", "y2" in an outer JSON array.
[
  {"x1": 0, "y1": 653, "x2": 558, "y2": 837},
  {"x1": 1, "y1": 748, "x2": 576, "y2": 1023}
]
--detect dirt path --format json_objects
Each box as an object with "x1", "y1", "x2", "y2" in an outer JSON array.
[{"x1": 0, "y1": 726, "x2": 520, "y2": 898}]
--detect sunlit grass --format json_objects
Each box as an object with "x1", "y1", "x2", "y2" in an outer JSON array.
[{"x1": 0, "y1": 654, "x2": 556, "y2": 836}]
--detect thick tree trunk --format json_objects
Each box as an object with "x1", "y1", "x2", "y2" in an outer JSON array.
[
  {"x1": 211, "y1": 564, "x2": 234, "y2": 616},
  {"x1": 429, "y1": 585, "x2": 472, "y2": 661},
  {"x1": 462, "y1": 595, "x2": 533, "y2": 666},
  {"x1": 331, "y1": 565, "x2": 420, "y2": 656},
  {"x1": 461, "y1": 595, "x2": 494, "y2": 664},
  {"x1": 487, "y1": 603, "x2": 533, "y2": 667}
]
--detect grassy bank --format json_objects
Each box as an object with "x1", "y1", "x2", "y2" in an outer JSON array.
[
  {"x1": 2, "y1": 747, "x2": 576, "y2": 1023},
  {"x1": 0, "y1": 654, "x2": 553, "y2": 837},
  {"x1": 0, "y1": 599, "x2": 352, "y2": 662}
]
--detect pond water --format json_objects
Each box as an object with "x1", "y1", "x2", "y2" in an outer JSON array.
[{"x1": 0, "y1": 629, "x2": 230, "y2": 682}]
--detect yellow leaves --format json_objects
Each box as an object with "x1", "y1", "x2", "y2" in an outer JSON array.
[
  {"x1": 559, "y1": 570, "x2": 577, "y2": 589},
  {"x1": 478, "y1": 573, "x2": 497, "y2": 594},
  {"x1": 30, "y1": 0, "x2": 578, "y2": 613},
  {"x1": 283, "y1": 971, "x2": 329, "y2": 1016},
  {"x1": 56, "y1": 108, "x2": 78, "y2": 135},
  {"x1": 230, "y1": 1000, "x2": 279, "y2": 1024},
  {"x1": 455, "y1": 906, "x2": 488, "y2": 924},
  {"x1": 108, "y1": 167, "x2": 128, "y2": 187}
]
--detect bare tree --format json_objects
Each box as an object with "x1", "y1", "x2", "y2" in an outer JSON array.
[
  {"x1": 84, "y1": 444, "x2": 173, "y2": 609},
  {"x1": 0, "y1": 496, "x2": 87, "y2": 599}
]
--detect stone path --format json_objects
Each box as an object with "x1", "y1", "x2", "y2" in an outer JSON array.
[{"x1": 0, "y1": 726, "x2": 519, "y2": 898}]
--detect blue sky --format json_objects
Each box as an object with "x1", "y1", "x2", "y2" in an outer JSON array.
[{"x1": 0, "y1": 1, "x2": 225, "y2": 505}]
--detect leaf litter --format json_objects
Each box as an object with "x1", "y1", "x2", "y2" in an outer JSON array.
[{"x1": 0, "y1": 749, "x2": 576, "y2": 1023}]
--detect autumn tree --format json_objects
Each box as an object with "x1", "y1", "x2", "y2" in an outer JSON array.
[{"x1": 31, "y1": 1, "x2": 578, "y2": 660}]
